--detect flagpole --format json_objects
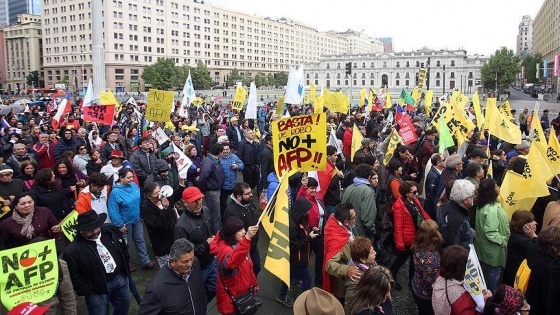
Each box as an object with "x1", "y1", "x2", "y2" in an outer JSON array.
[{"x1": 256, "y1": 172, "x2": 289, "y2": 226}]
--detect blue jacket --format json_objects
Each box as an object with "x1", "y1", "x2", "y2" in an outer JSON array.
[
  {"x1": 199, "y1": 154, "x2": 224, "y2": 191},
  {"x1": 266, "y1": 173, "x2": 279, "y2": 201},
  {"x1": 424, "y1": 166, "x2": 445, "y2": 219},
  {"x1": 108, "y1": 182, "x2": 141, "y2": 228},
  {"x1": 220, "y1": 153, "x2": 244, "y2": 190}
]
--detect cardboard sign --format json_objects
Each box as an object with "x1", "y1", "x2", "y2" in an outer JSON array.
[
  {"x1": 272, "y1": 113, "x2": 327, "y2": 177},
  {"x1": 83, "y1": 105, "x2": 115, "y2": 125},
  {"x1": 0, "y1": 239, "x2": 59, "y2": 310},
  {"x1": 59, "y1": 210, "x2": 79, "y2": 242},
  {"x1": 232, "y1": 86, "x2": 247, "y2": 111},
  {"x1": 146, "y1": 89, "x2": 174, "y2": 122}
]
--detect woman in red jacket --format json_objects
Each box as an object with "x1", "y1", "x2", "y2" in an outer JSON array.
[
  {"x1": 210, "y1": 217, "x2": 259, "y2": 315},
  {"x1": 389, "y1": 180, "x2": 430, "y2": 290}
]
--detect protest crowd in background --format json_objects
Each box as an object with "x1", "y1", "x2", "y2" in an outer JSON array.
[{"x1": 0, "y1": 71, "x2": 559, "y2": 315}]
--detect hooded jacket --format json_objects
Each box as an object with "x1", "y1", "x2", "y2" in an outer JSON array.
[
  {"x1": 266, "y1": 172, "x2": 279, "y2": 201},
  {"x1": 107, "y1": 182, "x2": 141, "y2": 228},
  {"x1": 210, "y1": 233, "x2": 257, "y2": 315},
  {"x1": 341, "y1": 177, "x2": 378, "y2": 238},
  {"x1": 223, "y1": 195, "x2": 258, "y2": 250},
  {"x1": 290, "y1": 197, "x2": 313, "y2": 266},
  {"x1": 53, "y1": 137, "x2": 79, "y2": 161},
  {"x1": 145, "y1": 159, "x2": 171, "y2": 188}
]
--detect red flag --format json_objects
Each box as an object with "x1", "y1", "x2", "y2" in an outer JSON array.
[
  {"x1": 83, "y1": 105, "x2": 116, "y2": 125},
  {"x1": 51, "y1": 90, "x2": 72, "y2": 130},
  {"x1": 396, "y1": 105, "x2": 418, "y2": 144},
  {"x1": 315, "y1": 159, "x2": 336, "y2": 200}
]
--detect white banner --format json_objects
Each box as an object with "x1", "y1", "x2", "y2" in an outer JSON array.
[
  {"x1": 172, "y1": 144, "x2": 193, "y2": 179},
  {"x1": 463, "y1": 244, "x2": 487, "y2": 312},
  {"x1": 152, "y1": 127, "x2": 169, "y2": 145},
  {"x1": 245, "y1": 82, "x2": 258, "y2": 119}
]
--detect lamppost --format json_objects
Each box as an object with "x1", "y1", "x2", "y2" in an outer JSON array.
[
  {"x1": 495, "y1": 66, "x2": 501, "y2": 97},
  {"x1": 460, "y1": 74, "x2": 463, "y2": 92},
  {"x1": 81, "y1": 49, "x2": 85, "y2": 94},
  {"x1": 443, "y1": 65, "x2": 446, "y2": 95}
]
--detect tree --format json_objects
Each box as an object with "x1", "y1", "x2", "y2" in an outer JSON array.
[
  {"x1": 61, "y1": 75, "x2": 69, "y2": 88},
  {"x1": 274, "y1": 71, "x2": 289, "y2": 87},
  {"x1": 266, "y1": 73, "x2": 274, "y2": 87},
  {"x1": 241, "y1": 73, "x2": 253, "y2": 87},
  {"x1": 226, "y1": 69, "x2": 243, "y2": 87},
  {"x1": 480, "y1": 47, "x2": 520, "y2": 92},
  {"x1": 26, "y1": 71, "x2": 40, "y2": 87},
  {"x1": 191, "y1": 61, "x2": 214, "y2": 89},
  {"x1": 141, "y1": 58, "x2": 179, "y2": 90},
  {"x1": 521, "y1": 53, "x2": 543, "y2": 84},
  {"x1": 254, "y1": 72, "x2": 267, "y2": 87}
]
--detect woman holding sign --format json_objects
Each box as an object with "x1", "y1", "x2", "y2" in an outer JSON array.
[{"x1": 0, "y1": 192, "x2": 60, "y2": 248}]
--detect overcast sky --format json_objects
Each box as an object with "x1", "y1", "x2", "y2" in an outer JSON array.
[{"x1": 210, "y1": 0, "x2": 543, "y2": 57}]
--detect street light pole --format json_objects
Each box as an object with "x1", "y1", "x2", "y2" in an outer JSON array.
[
  {"x1": 81, "y1": 50, "x2": 84, "y2": 94},
  {"x1": 443, "y1": 65, "x2": 446, "y2": 95}
]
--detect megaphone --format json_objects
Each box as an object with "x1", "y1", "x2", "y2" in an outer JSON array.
[{"x1": 160, "y1": 185, "x2": 174, "y2": 200}]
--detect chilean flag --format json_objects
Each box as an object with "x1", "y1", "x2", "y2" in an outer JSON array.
[{"x1": 52, "y1": 90, "x2": 72, "y2": 130}]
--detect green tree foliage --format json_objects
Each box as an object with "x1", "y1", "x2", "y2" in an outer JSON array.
[
  {"x1": 192, "y1": 61, "x2": 214, "y2": 89},
  {"x1": 26, "y1": 71, "x2": 40, "y2": 87},
  {"x1": 274, "y1": 71, "x2": 288, "y2": 87},
  {"x1": 266, "y1": 73, "x2": 274, "y2": 86},
  {"x1": 521, "y1": 53, "x2": 543, "y2": 84},
  {"x1": 480, "y1": 48, "x2": 521, "y2": 92},
  {"x1": 141, "y1": 58, "x2": 179, "y2": 90},
  {"x1": 254, "y1": 72, "x2": 267, "y2": 87},
  {"x1": 226, "y1": 69, "x2": 243, "y2": 87}
]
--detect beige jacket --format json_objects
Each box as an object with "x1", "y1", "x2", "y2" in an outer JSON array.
[{"x1": 543, "y1": 201, "x2": 560, "y2": 230}]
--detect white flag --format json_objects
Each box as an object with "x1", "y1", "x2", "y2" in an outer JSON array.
[
  {"x1": 172, "y1": 144, "x2": 193, "y2": 179},
  {"x1": 180, "y1": 71, "x2": 196, "y2": 117},
  {"x1": 126, "y1": 97, "x2": 137, "y2": 107},
  {"x1": 329, "y1": 125, "x2": 343, "y2": 155},
  {"x1": 463, "y1": 244, "x2": 487, "y2": 312},
  {"x1": 82, "y1": 79, "x2": 94, "y2": 107},
  {"x1": 284, "y1": 65, "x2": 304, "y2": 105},
  {"x1": 245, "y1": 82, "x2": 258, "y2": 119},
  {"x1": 152, "y1": 127, "x2": 170, "y2": 145}
]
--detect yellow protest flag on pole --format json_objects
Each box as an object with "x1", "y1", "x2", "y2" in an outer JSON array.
[
  {"x1": 383, "y1": 129, "x2": 403, "y2": 165},
  {"x1": 351, "y1": 124, "x2": 364, "y2": 162},
  {"x1": 275, "y1": 96, "x2": 285, "y2": 116},
  {"x1": 486, "y1": 99, "x2": 521, "y2": 144},
  {"x1": 499, "y1": 170, "x2": 538, "y2": 219},
  {"x1": 472, "y1": 91, "x2": 484, "y2": 129},
  {"x1": 232, "y1": 86, "x2": 247, "y2": 111},
  {"x1": 548, "y1": 132, "x2": 560, "y2": 173},
  {"x1": 385, "y1": 92, "x2": 392, "y2": 108},
  {"x1": 411, "y1": 88, "x2": 420, "y2": 104},
  {"x1": 259, "y1": 173, "x2": 290, "y2": 288},
  {"x1": 310, "y1": 83, "x2": 317, "y2": 103},
  {"x1": 484, "y1": 98, "x2": 496, "y2": 127},
  {"x1": 358, "y1": 88, "x2": 366, "y2": 107},
  {"x1": 498, "y1": 100, "x2": 513, "y2": 119},
  {"x1": 0, "y1": 239, "x2": 59, "y2": 310},
  {"x1": 424, "y1": 90, "x2": 433, "y2": 116}
]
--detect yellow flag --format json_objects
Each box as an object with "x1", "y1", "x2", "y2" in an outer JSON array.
[
  {"x1": 424, "y1": 90, "x2": 433, "y2": 116},
  {"x1": 499, "y1": 170, "x2": 538, "y2": 219},
  {"x1": 451, "y1": 90, "x2": 461, "y2": 104},
  {"x1": 359, "y1": 88, "x2": 367, "y2": 107},
  {"x1": 411, "y1": 88, "x2": 419, "y2": 104},
  {"x1": 232, "y1": 86, "x2": 247, "y2": 111},
  {"x1": 486, "y1": 99, "x2": 521, "y2": 144},
  {"x1": 385, "y1": 92, "x2": 392, "y2": 108},
  {"x1": 498, "y1": 100, "x2": 513, "y2": 119},
  {"x1": 487, "y1": 160, "x2": 493, "y2": 178},
  {"x1": 323, "y1": 90, "x2": 349, "y2": 113},
  {"x1": 314, "y1": 96, "x2": 324, "y2": 114},
  {"x1": 99, "y1": 90, "x2": 122, "y2": 115},
  {"x1": 351, "y1": 124, "x2": 364, "y2": 162},
  {"x1": 383, "y1": 129, "x2": 403, "y2": 165},
  {"x1": 275, "y1": 96, "x2": 285, "y2": 116},
  {"x1": 310, "y1": 83, "x2": 317, "y2": 104},
  {"x1": 484, "y1": 98, "x2": 496, "y2": 127},
  {"x1": 548, "y1": 132, "x2": 560, "y2": 173},
  {"x1": 472, "y1": 91, "x2": 484, "y2": 129},
  {"x1": 0, "y1": 239, "x2": 59, "y2": 309},
  {"x1": 260, "y1": 173, "x2": 290, "y2": 287},
  {"x1": 60, "y1": 210, "x2": 79, "y2": 241}
]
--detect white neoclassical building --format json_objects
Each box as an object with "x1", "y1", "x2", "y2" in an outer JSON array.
[{"x1": 303, "y1": 47, "x2": 489, "y2": 98}]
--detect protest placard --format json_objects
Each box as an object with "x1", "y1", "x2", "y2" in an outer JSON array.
[
  {"x1": 146, "y1": 89, "x2": 174, "y2": 122},
  {"x1": 232, "y1": 86, "x2": 247, "y2": 111},
  {"x1": 0, "y1": 239, "x2": 59, "y2": 310},
  {"x1": 463, "y1": 244, "x2": 487, "y2": 312},
  {"x1": 83, "y1": 105, "x2": 115, "y2": 125},
  {"x1": 272, "y1": 113, "x2": 327, "y2": 177},
  {"x1": 383, "y1": 129, "x2": 403, "y2": 165},
  {"x1": 172, "y1": 144, "x2": 193, "y2": 179},
  {"x1": 60, "y1": 210, "x2": 79, "y2": 242}
]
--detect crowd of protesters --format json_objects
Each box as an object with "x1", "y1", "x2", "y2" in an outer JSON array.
[{"x1": 0, "y1": 92, "x2": 559, "y2": 315}]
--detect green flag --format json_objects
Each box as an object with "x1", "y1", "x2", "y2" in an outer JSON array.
[
  {"x1": 439, "y1": 117, "x2": 454, "y2": 154},
  {"x1": 399, "y1": 88, "x2": 416, "y2": 106}
]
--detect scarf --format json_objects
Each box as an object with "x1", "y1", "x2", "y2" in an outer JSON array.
[
  {"x1": 322, "y1": 215, "x2": 351, "y2": 292},
  {"x1": 12, "y1": 209, "x2": 35, "y2": 240}
]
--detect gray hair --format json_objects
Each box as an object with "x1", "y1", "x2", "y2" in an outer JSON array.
[
  {"x1": 445, "y1": 155, "x2": 462, "y2": 170},
  {"x1": 169, "y1": 238, "x2": 194, "y2": 261},
  {"x1": 466, "y1": 162, "x2": 482, "y2": 178},
  {"x1": 13, "y1": 143, "x2": 26, "y2": 149},
  {"x1": 516, "y1": 140, "x2": 531, "y2": 151},
  {"x1": 450, "y1": 179, "x2": 475, "y2": 203}
]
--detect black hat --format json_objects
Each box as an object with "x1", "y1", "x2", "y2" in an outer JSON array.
[
  {"x1": 71, "y1": 211, "x2": 107, "y2": 231},
  {"x1": 471, "y1": 148, "x2": 488, "y2": 159}
]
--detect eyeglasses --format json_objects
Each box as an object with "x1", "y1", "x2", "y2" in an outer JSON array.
[
  {"x1": 410, "y1": 190, "x2": 418, "y2": 194},
  {"x1": 79, "y1": 147, "x2": 86, "y2": 150},
  {"x1": 0, "y1": 173, "x2": 13, "y2": 177}
]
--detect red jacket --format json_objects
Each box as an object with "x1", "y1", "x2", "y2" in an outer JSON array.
[
  {"x1": 343, "y1": 129, "x2": 352, "y2": 157},
  {"x1": 32, "y1": 141, "x2": 55, "y2": 170},
  {"x1": 296, "y1": 186, "x2": 325, "y2": 229},
  {"x1": 392, "y1": 197, "x2": 430, "y2": 251},
  {"x1": 210, "y1": 233, "x2": 257, "y2": 315}
]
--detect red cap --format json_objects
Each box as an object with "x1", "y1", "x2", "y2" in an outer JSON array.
[
  {"x1": 8, "y1": 302, "x2": 50, "y2": 315},
  {"x1": 182, "y1": 186, "x2": 205, "y2": 202}
]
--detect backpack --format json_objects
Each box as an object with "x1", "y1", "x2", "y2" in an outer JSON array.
[{"x1": 513, "y1": 259, "x2": 531, "y2": 294}]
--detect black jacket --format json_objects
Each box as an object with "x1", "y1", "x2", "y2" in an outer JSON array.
[
  {"x1": 502, "y1": 231, "x2": 537, "y2": 286},
  {"x1": 237, "y1": 139, "x2": 259, "y2": 166},
  {"x1": 437, "y1": 200, "x2": 473, "y2": 249},
  {"x1": 173, "y1": 202, "x2": 214, "y2": 269},
  {"x1": 142, "y1": 199, "x2": 176, "y2": 257},
  {"x1": 28, "y1": 185, "x2": 72, "y2": 220},
  {"x1": 226, "y1": 124, "x2": 243, "y2": 150},
  {"x1": 223, "y1": 198, "x2": 259, "y2": 250},
  {"x1": 289, "y1": 197, "x2": 313, "y2": 266},
  {"x1": 63, "y1": 224, "x2": 132, "y2": 296},
  {"x1": 138, "y1": 257, "x2": 207, "y2": 315},
  {"x1": 198, "y1": 155, "x2": 224, "y2": 192},
  {"x1": 424, "y1": 166, "x2": 445, "y2": 219},
  {"x1": 260, "y1": 145, "x2": 273, "y2": 188},
  {"x1": 526, "y1": 246, "x2": 555, "y2": 315}
]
